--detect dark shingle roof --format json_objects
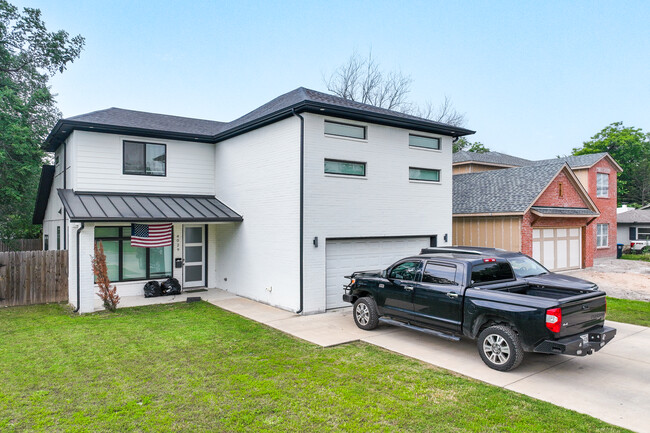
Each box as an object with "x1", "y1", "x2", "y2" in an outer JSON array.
[
  {"x1": 453, "y1": 151, "x2": 532, "y2": 167},
  {"x1": 617, "y1": 209, "x2": 650, "y2": 224},
  {"x1": 531, "y1": 153, "x2": 610, "y2": 169},
  {"x1": 68, "y1": 108, "x2": 227, "y2": 136},
  {"x1": 453, "y1": 163, "x2": 566, "y2": 214},
  {"x1": 32, "y1": 165, "x2": 55, "y2": 224},
  {"x1": 530, "y1": 206, "x2": 598, "y2": 216},
  {"x1": 45, "y1": 87, "x2": 475, "y2": 151},
  {"x1": 57, "y1": 190, "x2": 242, "y2": 222}
]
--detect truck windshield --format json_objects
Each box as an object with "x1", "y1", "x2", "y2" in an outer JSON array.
[{"x1": 507, "y1": 256, "x2": 548, "y2": 278}]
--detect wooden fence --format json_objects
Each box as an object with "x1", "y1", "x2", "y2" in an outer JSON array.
[
  {"x1": 0, "y1": 238, "x2": 42, "y2": 252},
  {"x1": 0, "y1": 250, "x2": 68, "y2": 307}
]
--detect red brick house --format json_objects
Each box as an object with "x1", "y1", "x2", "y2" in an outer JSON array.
[{"x1": 452, "y1": 152, "x2": 621, "y2": 271}]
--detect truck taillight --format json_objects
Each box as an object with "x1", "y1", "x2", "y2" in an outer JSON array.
[{"x1": 546, "y1": 308, "x2": 562, "y2": 333}]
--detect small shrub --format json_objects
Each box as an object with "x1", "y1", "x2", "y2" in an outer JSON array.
[{"x1": 92, "y1": 241, "x2": 120, "y2": 311}]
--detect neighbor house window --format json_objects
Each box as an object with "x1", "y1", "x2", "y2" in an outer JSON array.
[
  {"x1": 44, "y1": 235, "x2": 49, "y2": 250},
  {"x1": 94, "y1": 226, "x2": 172, "y2": 282},
  {"x1": 324, "y1": 120, "x2": 366, "y2": 139},
  {"x1": 409, "y1": 167, "x2": 440, "y2": 182},
  {"x1": 596, "y1": 224, "x2": 608, "y2": 247},
  {"x1": 638, "y1": 228, "x2": 650, "y2": 241},
  {"x1": 409, "y1": 134, "x2": 440, "y2": 150},
  {"x1": 56, "y1": 226, "x2": 61, "y2": 250},
  {"x1": 596, "y1": 173, "x2": 609, "y2": 197},
  {"x1": 324, "y1": 159, "x2": 366, "y2": 177},
  {"x1": 123, "y1": 141, "x2": 166, "y2": 176}
]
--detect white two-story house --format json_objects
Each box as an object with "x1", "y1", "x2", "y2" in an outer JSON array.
[{"x1": 33, "y1": 87, "x2": 474, "y2": 313}]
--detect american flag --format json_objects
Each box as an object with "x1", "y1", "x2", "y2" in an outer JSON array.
[{"x1": 130, "y1": 223, "x2": 172, "y2": 248}]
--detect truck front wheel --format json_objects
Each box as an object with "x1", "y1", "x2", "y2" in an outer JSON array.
[
  {"x1": 477, "y1": 325, "x2": 524, "y2": 371},
  {"x1": 353, "y1": 297, "x2": 379, "y2": 330}
]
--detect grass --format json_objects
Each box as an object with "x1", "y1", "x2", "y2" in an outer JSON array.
[
  {"x1": 620, "y1": 253, "x2": 650, "y2": 262},
  {"x1": 607, "y1": 297, "x2": 650, "y2": 327},
  {"x1": 0, "y1": 303, "x2": 628, "y2": 433}
]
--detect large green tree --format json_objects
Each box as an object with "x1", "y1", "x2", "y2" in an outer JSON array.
[
  {"x1": 572, "y1": 122, "x2": 650, "y2": 206},
  {"x1": 0, "y1": 0, "x2": 84, "y2": 244},
  {"x1": 452, "y1": 137, "x2": 490, "y2": 153}
]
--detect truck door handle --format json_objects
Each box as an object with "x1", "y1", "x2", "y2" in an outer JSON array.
[
  {"x1": 446, "y1": 292, "x2": 459, "y2": 299},
  {"x1": 404, "y1": 286, "x2": 414, "y2": 291}
]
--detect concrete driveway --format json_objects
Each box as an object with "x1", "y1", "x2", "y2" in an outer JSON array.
[{"x1": 206, "y1": 291, "x2": 650, "y2": 433}]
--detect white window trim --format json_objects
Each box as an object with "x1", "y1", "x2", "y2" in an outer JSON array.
[
  {"x1": 596, "y1": 223, "x2": 609, "y2": 248},
  {"x1": 596, "y1": 173, "x2": 609, "y2": 198}
]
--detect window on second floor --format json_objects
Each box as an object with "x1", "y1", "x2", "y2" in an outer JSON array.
[
  {"x1": 324, "y1": 159, "x2": 366, "y2": 177},
  {"x1": 123, "y1": 141, "x2": 166, "y2": 176},
  {"x1": 324, "y1": 120, "x2": 366, "y2": 140},
  {"x1": 596, "y1": 173, "x2": 609, "y2": 197},
  {"x1": 409, "y1": 167, "x2": 440, "y2": 182},
  {"x1": 409, "y1": 134, "x2": 440, "y2": 150}
]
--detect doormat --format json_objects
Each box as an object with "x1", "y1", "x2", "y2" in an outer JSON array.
[{"x1": 184, "y1": 289, "x2": 208, "y2": 293}]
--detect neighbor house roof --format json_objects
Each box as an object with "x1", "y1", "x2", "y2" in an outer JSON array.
[
  {"x1": 452, "y1": 151, "x2": 532, "y2": 167},
  {"x1": 44, "y1": 87, "x2": 475, "y2": 151},
  {"x1": 617, "y1": 208, "x2": 650, "y2": 224},
  {"x1": 57, "y1": 190, "x2": 243, "y2": 223},
  {"x1": 531, "y1": 152, "x2": 623, "y2": 172}
]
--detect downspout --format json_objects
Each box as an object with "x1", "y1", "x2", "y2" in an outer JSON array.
[
  {"x1": 291, "y1": 108, "x2": 304, "y2": 314},
  {"x1": 63, "y1": 142, "x2": 67, "y2": 249},
  {"x1": 73, "y1": 222, "x2": 85, "y2": 313}
]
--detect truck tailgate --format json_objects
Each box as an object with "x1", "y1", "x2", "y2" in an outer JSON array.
[{"x1": 557, "y1": 292, "x2": 607, "y2": 337}]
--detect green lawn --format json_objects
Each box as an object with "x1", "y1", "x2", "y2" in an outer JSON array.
[
  {"x1": 620, "y1": 253, "x2": 650, "y2": 262},
  {"x1": 0, "y1": 303, "x2": 628, "y2": 432},
  {"x1": 607, "y1": 297, "x2": 650, "y2": 327}
]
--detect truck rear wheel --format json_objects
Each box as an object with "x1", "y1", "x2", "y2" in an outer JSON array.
[
  {"x1": 477, "y1": 325, "x2": 524, "y2": 371},
  {"x1": 353, "y1": 297, "x2": 379, "y2": 330}
]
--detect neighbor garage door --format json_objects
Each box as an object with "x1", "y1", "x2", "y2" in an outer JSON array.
[
  {"x1": 326, "y1": 237, "x2": 432, "y2": 309},
  {"x1": 532, "y1": 228, "x2": 581, "y2": 271}
]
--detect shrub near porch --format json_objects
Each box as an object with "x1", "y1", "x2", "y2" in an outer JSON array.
[{"x1": 0, "y1": 303, "x2": 625, "y2": 432}]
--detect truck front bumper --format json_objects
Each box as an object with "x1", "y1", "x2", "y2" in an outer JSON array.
[{"x1": 534, "y1": 326, "x2": 617, "y2": 356}]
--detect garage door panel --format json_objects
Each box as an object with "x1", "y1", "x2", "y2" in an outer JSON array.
[
  {"x1": 532, "y1": 228, "x2": 581, "y2": 272},
  {"x1": 326, "y1": 237, "x2": 431, "y2": 309}
]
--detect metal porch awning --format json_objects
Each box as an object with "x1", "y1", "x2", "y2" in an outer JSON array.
[
  {"x1": 530, "y1": 206, "x2": 599, "y2": 217},
  {"x1": 57, "y1": 189, "x2": 243, "y2": 223}
]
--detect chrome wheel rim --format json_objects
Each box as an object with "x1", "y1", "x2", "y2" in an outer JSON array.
[
  {"x1": 483, "y1": 334, "x2": 510, "y2": 365},
  {"x1": 356, "y1": 303, "x2": 370, "y2": 325}
]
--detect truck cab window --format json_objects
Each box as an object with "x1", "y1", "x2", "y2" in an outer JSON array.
[
  {"x1": 471, "y1": 262, "x2": 514, "y2": 285},
  {"x1": 422, "y1": 263, "x2": 457, "y2": 285},
  {"x1": 389, "y1": 261, "x2": 420, "y2": 281}
]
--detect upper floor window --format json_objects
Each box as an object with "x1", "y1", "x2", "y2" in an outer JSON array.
[
  {"x1": 409, "y1": 134, "x2": 440, "y2": 150},
  {"x1": 324, "y1": 120, "x2": 366, "y2": 140},
  {"x1": 324, "y1": 159, "x2": 366, "y2": 177},
  {"x1": 409, "y1": 167, "x2": 440, "y2": 182},
  {"x1": 596, "y1": 173, "x2": 609, "y2": 197},
  {"x1": 123, "y1": 141, "x2": 166, "y2": 176},
  {"x1": 597, "y1": 223, "x2": 608, "y2": 247}
]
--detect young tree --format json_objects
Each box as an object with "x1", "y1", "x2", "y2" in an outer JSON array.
[
  {"x1": 324, "y1": 51, "x2": 466, "y2": 127},
  {"x1": 92, "y1": 241, "x2": 120, "y2": 311},
  {"x1": 0, "y1": 1, "x2": 84, "y2": 244},
  {"x1": 453, "y1": 137, "x2": 490, "y2": 153},
  {"x1": 572, "y1": 122, "x2": 650, "y2": 206}
]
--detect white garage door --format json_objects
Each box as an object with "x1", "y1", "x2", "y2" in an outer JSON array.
[
  {"x1": 326, "y1": 237, "x2": 432, "y2": 309},
  {"x1": 532, "y1": 228, "x2": 582, "y2": 271}
]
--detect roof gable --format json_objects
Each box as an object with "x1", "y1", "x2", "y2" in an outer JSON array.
[{"x1": 531, "y1": 152, "x2": 622, "y2": 172}]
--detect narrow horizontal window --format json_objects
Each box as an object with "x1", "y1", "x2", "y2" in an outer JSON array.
[
  {"x1": 324, "y1": 120, "x2": 366, "y2": 139},
  {"x1": 409, "y1": 134, "x2": 440, "y2": 150},
  {"x1": 324, "y1": 159, "x2": 366, "y2": 177},
  {"x1": 409, "y1": 167, "x2": 440, "y2": 182}
]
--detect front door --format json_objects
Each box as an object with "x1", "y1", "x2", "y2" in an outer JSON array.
[
  {"x1": 379, "y1": 260, "x2": 421, "y2": 320},
  {"x1": 183, "y1": 225, "x2": 205, "y2": 288}
]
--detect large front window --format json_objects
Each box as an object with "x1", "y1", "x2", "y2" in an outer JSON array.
[
  {"x1": 123, "y1": 141, "x2": 166, "y2": 176},
  {"x1": 597, "y1": 223, "x2": 609, "y2": 247},
  {"x1": 94, "y1": 226, "x2": 172, "y2": 282}
]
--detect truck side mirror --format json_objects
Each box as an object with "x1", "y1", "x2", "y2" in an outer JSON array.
[{"x1": 381, "y1": 269, "x2": 387, "y2": 278}]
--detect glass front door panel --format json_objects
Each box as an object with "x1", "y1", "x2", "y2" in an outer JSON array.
[{"x1": 183, "y1": 225, "x2": 204, "y2": 288}]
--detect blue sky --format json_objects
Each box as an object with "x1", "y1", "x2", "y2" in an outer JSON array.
[{"x1": 15, "y1": 0, "x2": 650, "y2": 159}]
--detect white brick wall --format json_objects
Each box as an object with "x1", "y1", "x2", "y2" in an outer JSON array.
[
  {"x1": 301, "y1": 113, "x2": 454, "y2": 312},
  {"x1": 212, "y1": 117, "x2": 301, "y2": 311}
]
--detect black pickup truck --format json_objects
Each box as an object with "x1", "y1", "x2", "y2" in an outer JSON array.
[{"x1": 342, "y1": 252, "x2": 616, "y2": 371}]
